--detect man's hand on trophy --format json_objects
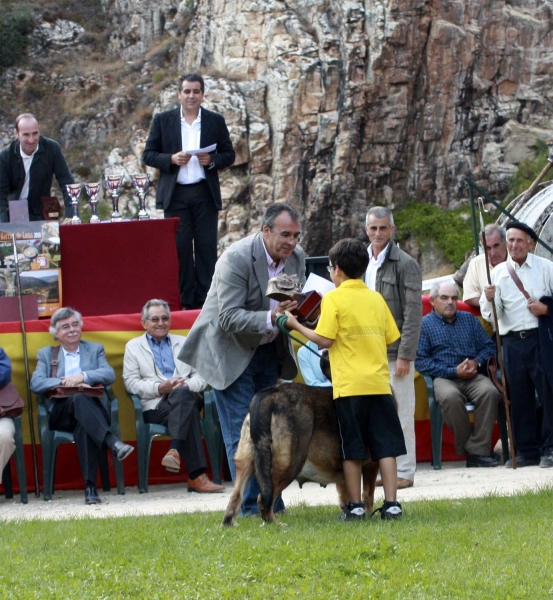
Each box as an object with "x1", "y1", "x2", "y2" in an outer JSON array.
[{"x1": 271, "y1": 300, "x2": 297, "y2": 325}]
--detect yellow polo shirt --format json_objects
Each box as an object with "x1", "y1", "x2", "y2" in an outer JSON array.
[{"x1": 315, "y1": 279, "x2": 400, "y2": 398}]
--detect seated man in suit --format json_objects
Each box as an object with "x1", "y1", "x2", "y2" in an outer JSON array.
[
  {"x1": 0, "y1": 347, "x2": 16, "y2": 483},
  {"x1": 415, "y1": 282, "x2": 501, "y2": 468},
  {"x1": 31, "y1": 307, "x2": 134, "y2": 504},
  {"x1": 123, "y1": 299, "x2": 224, "y2": 493}
]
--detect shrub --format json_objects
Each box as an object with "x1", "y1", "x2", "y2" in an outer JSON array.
[{"x1": 0, "y1": 4, "x2": 34, "y2": 70}]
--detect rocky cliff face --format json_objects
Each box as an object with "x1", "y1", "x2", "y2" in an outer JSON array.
[{"x1": 2, "y1": 0, "x2": 553, "y2": 259}]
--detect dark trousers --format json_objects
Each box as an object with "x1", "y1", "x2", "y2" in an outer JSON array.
[
  {"x1": 143, "y1": 387, "x2": 206, "y2": 475},
  {"x1": 165, "y1": 181, "x2": 218, "y2": 309},
  {"x1": 49, "y1": 393, "x2": 112, "y2": 485},
  {"x1": 502, "y1": 334, "x2": 553, "y2": 459}
]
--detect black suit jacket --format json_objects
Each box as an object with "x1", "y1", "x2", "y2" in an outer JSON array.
[{"x1": 142, "y1": 107, "x2": 235, "y2": 211}]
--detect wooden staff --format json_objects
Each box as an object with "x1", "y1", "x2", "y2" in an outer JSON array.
[
  {"x1": 11, "y1": 233, "x2": 41, "y2": 495},
  {"x1": 477, "y1": 200, "x2": 516, "y2": 468}
]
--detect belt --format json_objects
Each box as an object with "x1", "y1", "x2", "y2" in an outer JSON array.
[
  {"x1": 175, "y1": 180, "x2": 207, "y2": 187},
  {"x1": 503, "y1": 328, "x2": 538, "y2": 339}
]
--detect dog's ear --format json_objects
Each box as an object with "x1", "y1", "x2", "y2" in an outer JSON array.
[{"x1": 320, "y1": 349, "x2": 332, "y2": 382}]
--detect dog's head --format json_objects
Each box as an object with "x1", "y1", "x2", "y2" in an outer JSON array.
[{"x1": 320, "y1": 349, "x2": 332, "y2": 382}]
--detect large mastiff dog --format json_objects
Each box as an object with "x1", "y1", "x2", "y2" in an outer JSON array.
[{"x1": 221, "y1": 383, "x2": 378, "y2": 526}]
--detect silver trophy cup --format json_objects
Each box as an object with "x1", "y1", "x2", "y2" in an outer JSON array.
[
  {"x1": 104, "y1": 172, "x2": 124, "y2": 222},
  {"x1": 131, "y1": 174, "x2": 150, "y2": 220},
  {"x1": 84, "y1": 182, "x2": 101, "y2": 223},
  {"x1": 66, "y1": 183, "x2": 83, "y2": 224}
]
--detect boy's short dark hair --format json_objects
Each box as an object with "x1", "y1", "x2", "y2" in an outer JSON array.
[{"x1": 328, "y1": 238, "x2": 369, "y2": 279}]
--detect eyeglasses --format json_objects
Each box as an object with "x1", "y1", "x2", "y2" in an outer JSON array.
[
  {"x1": 147, "y1": 316, "x2": 170, "y2": 323},
  {"x1": 272, "y1": 229, "x2": 303, "y2": 243},
  {"x1": 327, "y1": 264, "x2": 335, "y2": 273}
]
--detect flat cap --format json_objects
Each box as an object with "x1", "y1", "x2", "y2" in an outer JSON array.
[{"x1": 505, "y1": 220, "x2": 538, "y2": 241}]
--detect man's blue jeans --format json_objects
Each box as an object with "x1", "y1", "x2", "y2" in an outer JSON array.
[{"x1": 213, "y1": 342, "x2": 285, "y2": 516}]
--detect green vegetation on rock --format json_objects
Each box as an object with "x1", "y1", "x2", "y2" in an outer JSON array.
[
  {"x1": 0, "y1": 3, "x2": 34, "y2": 70},
  {"x1": 508, "y1": 139, "x2": 553, "y2": 202}
]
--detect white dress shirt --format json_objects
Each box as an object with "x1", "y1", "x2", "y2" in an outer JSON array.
[
  {"x1": 62, "y1": 347, "x2": 90, "y2": 383},
  {"x1": 365, "y1": 242, "x2": 389, "y2": 290},
  {"x1": 19, "y1": 145, "x2": 37, "y2": 201},
  {"x1": 260, "y1": 241, "x2": 287, "y2": 344},
  {"x1": 176, "y1": 107, "x2": 205, "y2": 185},
  {"x1": 480, "y1": 253, "x2": 553, "y2": 335}
]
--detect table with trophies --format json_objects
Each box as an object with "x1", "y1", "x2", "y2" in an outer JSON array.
[{"x1": 60, "y1": 170, "x2": 181, "y2": 316}]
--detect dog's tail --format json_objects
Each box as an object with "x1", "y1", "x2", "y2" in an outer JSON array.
[{"x1": 250, "y1": 388, "x2": 277, "y2": 516}]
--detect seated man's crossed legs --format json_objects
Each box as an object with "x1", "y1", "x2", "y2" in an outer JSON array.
[
  {"x1": 143, "y1": 387, "x2": 224, "y2": 493},
  {"x1": 434, "y1": 374, "x2": 500, "y2": 467}
]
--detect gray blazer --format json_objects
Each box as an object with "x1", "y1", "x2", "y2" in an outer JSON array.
[
  {"x1": 179, "y1": 232, "x2": 306, "y2": 390},
  {"x1": 31, "y1": 340, "x2": 116, "y2": 411}
]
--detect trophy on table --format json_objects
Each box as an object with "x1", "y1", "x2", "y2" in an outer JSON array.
[
  {"x1": 131, "y1": 174, "x2": 150, "y2": 220},
  {"x1": 84, "y1": 182, "x2": 101, "y2": 223},
  {"x1": 104, "y1": 169, "x2": 124, "y2": 222},
  {"x1": 66, "y1": 183, "x2": 83, "y2": 224}
]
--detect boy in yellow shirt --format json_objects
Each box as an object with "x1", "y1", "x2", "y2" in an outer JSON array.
[{"x1": 284, "y1": 238, "x2": 406, "y2": 520}]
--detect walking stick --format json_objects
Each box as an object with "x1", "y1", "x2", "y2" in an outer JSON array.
[
  {"x1": 477, "y1": 199, "x2": 516, "y2": 469},
  {"x1": 11, "y1": 234, "x2": 41, "y2": 496}
]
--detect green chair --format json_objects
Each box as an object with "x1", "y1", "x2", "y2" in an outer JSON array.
[
  {"x1": 129, "y1": 389, "x2": 224, "y2": 493},
  {"x1": 36, "y1": 387, "x2": 125, "y2": 501},
  {"x1": 423, "y1": 374, "x2": 509, "y2": 470},
  {"x1": 2, "y1": 415, "x2": 28, "y2": 504}
]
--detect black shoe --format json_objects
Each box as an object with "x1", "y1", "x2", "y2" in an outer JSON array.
[
  {"x1": 371, "y1": 500, "x2": 403, "y2": 521},
  {"x1": 466, "y1": 453, "x2": 500, "y2": 468},
  {"x1": 505, "y1": 456, "x2": 540, "y2": 468},
  {"x1": 113, "y1": 441, "x2": 134, "y2": 461},
  {"x1": 338, "y1": 502, "x2": 366, "y2": 521},
  {"x1": 540, "y1": 452, "x2": 553, "y2": 468},
  {"x1": 85, "y1": 486, "x2": 101, "y2": 505}
]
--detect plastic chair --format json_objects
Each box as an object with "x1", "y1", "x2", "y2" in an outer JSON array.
[
  {"x1": 423, "y1": 374, "x2": 510, "y2": 470},
  {"x1": 129, "y1": 389, "x2": 224, "y2": 493},
  {"x1": 36, "y1": 388, "x2": 125, "y2": 501},
  {"x1": 2, "y1": 415, "x2": 28, "y2": 504}
]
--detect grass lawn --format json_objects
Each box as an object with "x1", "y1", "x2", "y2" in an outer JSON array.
[{"x1": 2, "y1": 488, "x2": 553, "y2": 599}]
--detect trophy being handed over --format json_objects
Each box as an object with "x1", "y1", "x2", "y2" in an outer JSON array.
[
  {"x1": 84, "y1": 182, "x2": 101, "y2": 223},
  {"x1": 66, "y1": 183, "x2": 83, "y2": 224},
  {"x1": 131, "y1": 174, "x2": 150, "y2": 220},
  {"x1": 104, "y1": 169, "x2": 124, "y2": 222}
]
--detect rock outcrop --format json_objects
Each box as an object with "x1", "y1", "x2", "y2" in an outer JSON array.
[{"x1": 2, "y1": 1, "x2": 553, "y2": 261}]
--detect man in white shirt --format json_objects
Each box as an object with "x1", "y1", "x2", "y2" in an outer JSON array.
[
  {"x1": 0, "y1": 113, "x2": 74, "y2": 222},
  {"x1": 364, "y1": 207, "x2": 422, "y2": 489},
  {"x1": 481, "y1": 221, "x2": 553, "y2": 468},
  {"x1": 143, "y1": 74, "x2": 235, "y2": 309}
]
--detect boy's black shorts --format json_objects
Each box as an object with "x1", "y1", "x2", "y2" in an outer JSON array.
[{"x1": 335, "y1": 394, "x2": 406, "y2": 461}]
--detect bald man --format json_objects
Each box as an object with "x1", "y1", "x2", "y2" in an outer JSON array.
[{"x1": 0, "y1": 113, "x2": 73, "y2": 222}]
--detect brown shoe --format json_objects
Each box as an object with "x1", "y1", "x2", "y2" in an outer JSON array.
[
  {"x1": 375, "y1": 477, "x2": 414, "y2": 489},
  {"x1": 187, "y1": 473, "x2": 225, "y2": 493},
  {"x1": 397, "y1": 478, "x2": 414, "y2": 489},
  {"x1": 161, "y1": 449, "x2": 181, "y2": 473}
]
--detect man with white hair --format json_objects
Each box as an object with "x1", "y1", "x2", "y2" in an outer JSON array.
[
  {"x1": 482, "y1": 221, "x2": 553, "y2": 468},
  {"x1": 417, "y1": 282, "x2": 500, "y2": 467},
  {"x1": 364, "y1": 206, "x2": 422, "y2": 488},
  {"x1": 31, "y1": 307, "x2": 133, "y2": 504}
]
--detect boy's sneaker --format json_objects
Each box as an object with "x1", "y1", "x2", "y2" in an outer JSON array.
[
  {"x1": 338, "y1": 502, "x2": 366, "y2": 521},
  {"x1": 371, "y1": 500, "x2": 403, "y2": 521}
]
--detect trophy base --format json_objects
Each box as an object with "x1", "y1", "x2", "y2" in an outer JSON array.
[
  {"x1": 111, "y1": 215, "x2": 123, "y2": 222},
  {"x1": 138, "y1": 211, "x2": 150, "y2": 220},
  {"x1": 71, "y1": 217, "x2": 82, "y2": 225},
  {"x1": 90, "y1": 215, "x2": 101, "y2": 223}
]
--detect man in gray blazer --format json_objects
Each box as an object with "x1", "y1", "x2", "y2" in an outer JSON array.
[
  {"x1": 123, "y1": 299, "x2": 224, "y2": 493},
  {"x1": 31, "y1": 307, "x2": 134, "y2": 504},
  {"x1": 143, "y1": 73, "x2": 235, "y2": 310},
  {"x1": 179, "y1": 203, "x2": 306, "y2": 516}
]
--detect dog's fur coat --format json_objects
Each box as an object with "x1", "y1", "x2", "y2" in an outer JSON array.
[{"x1": 221, "y1": 383, "x2": 378, "y2": 525}]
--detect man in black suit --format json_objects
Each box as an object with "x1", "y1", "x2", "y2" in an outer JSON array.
[{"x1": 143, "y1": 73, "x2": 235, "y2": 309}]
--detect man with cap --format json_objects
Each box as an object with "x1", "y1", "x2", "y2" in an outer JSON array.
[{"x1": 481, "y1": 221, "x2": 553, "y2": 468}]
